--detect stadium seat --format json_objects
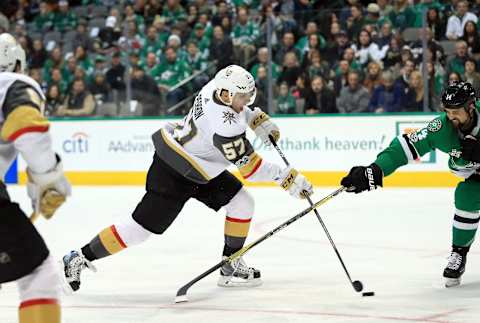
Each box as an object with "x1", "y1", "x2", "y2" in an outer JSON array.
[
  {"x1": 402, "y1": 28, "x2": 422, "y2": 43},
  {"x1": 43, "y1": 31, "x2": 62, "y2": 50},
  {"x1": 439, "y1": 40, "x2": 457, "y2": 57}
]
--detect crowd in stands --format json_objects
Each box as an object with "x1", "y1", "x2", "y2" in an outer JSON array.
[{"x1": 2, "y1": 0, "x2": 480, "y2": 116}]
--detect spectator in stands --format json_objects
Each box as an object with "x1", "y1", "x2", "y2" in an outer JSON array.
[
  {"x1": 363, "y1": 61, "x2": 382, "y2": 95},
  {"x1": 45, "y1": 84, "x2": 63, "y2": 117},
  {"x1": 54, "y1": 0, "x2": 77, "y2": 32},
  {"x1": 409, "y1": 27, "x2": 445, "y2": 65},
  {"x1": 296, "y1": 22, "x2": 326, "y2": 58},
  {"x1": 250, "y1": 47, "x2": 280, "y2": 81},
  {"x1": 98, "y1": 16, "x2": 121, "y2": 53},
  {"x1": 446, "y1": 40, "x2": 470, "y2": 76},
  {"x1": 377, "y1": 0, "x2": 394, "y2": 17},
  {"x1": 253, "y1": 66, "x2": 268, "y2": 111},
  {"x1": 166, "y1": 34, "x2": 186, "y2": 61},
  {"x1": 346, "y1": 3, "x2": 366, "y2": 40},
  {"x1": 375, "y1": 22, "x2": 393, "y2": 48},
  {"x1": 446, "y1": 0, "x2": 478, "y2": 40},
  {"x1": 304, "y1": 75, "x2": 337, "y2": 114},
  {"x1": 186, "y1": 41, "x2": 209, "y2": 90},
  {"x1": 153, "y1": 46, "x2": 191, "y2": 108},
  {"x1": 274, "y1": 31, "x2": 301, "y2": 66},
  {"x1": 56, "y1": 79, "x2": 95, "y2": 117},
  {"x1": 425, "y1": 61, "x2": 443, "y2": 110},
  {"x1": 278, "y1": 51, "x2": 302, "y2": 88},
  {"x1": 140, "y1": 25, "x2": 164, "y2": 59},
  {"x1": 324, "y1": 29, "x2": 350, "y2": 65},
  {"x1": 62, "y1": 54, "x2": 77, "y2": 87},
  {"x1": 189, "y1": 23, "x2": 211, "y2": 60},
  {"x1": 212, "y1": 1, "x2": 232, "y2": 27},
  {"x1": 461, "y1": 21, "x2": 480, "y2": 59},
  {"x1": 464, "y1": 58, "x2": 480, "y2": 94},
  {"x1": 42, "y1": 47, "x2": 63, "y2": 83},
  {"x1": 131, "y1": 65, "x2": 161, "y2": 116},
  {"x1": 368, "y1": 70, "x2": 402, "y2": 113},
  {"x1": 186, "y1": 3, "x2": 198, "y2": 29},
  {"x1": 337, "y1": 70, "x2": 370, "y2": 113},
  {"x1": 210, "y1": 25, "x2": 234, "y2": 69},
  {"x1": 49, "y1": 67, "x2": 68, "y2": 94},
  {"x1": 351, "y1": 29, "x2": 387, "y2": 68},
  {"x1": 394, "y1": 59, "x2": 415, "y2": 100},
  {"x1": 340, "y1": 47, "x2": 360, "y2": 72},
  {"x1": 403, "y1": 70, "x2": 425, "y2": 112},
  {"x1": 89, "y1": 71, "x2": 111, "y2": 107},
  {"x1": 144, "y1": 52, "x2": 159, "y2": 75},
  {"x1": 333, "y1": 59, "x2": 350, "y2": 96},
  {"x1": 305, "y1": 49, "x2": 332, "y2": 82},
  {"x1": 300, "y1": 34, "x2": 323, "y2": 67},
  {"x1": 71, "y1": 19, "x2": 94, "y2": 53},
  {"x1": 74, "y1": 45, "x2": 94, "y2": 77},
  {"x1": 389, "y1": 0, "x2": 416, "y2": 31},
  {"x1": 162, "y1": 0, "x2": 187, "y2": 27},
  {"x1": 106, "y1": 51, "x2": 126, "y2": 98},
  {"x1": 29, "y1": 68, "x2": 47, "y2": 93},
  {"x1": 232, "y1": 6, "x2": 259, "y2": 66},
  {"x1": 152, "y1": 15, "x2": 170, "y2": 44},
  {"x1": 34, "y1": 1, "x2": 54, "y2": 32},
  {"x1": 125, "y1": 4, "x2": 145, "y2": 31},
  {"x1": 29, "y1": 38, "x2": 48, "y2": 69},
  {"x1": 276, "y1": 82, "x2": 297, "y2": 114},
  {"x1": 427, "y1": 7, "x2": 446, "y2": 41},
  {"x1": 292, "y1": 73, "x2": 309, "y2": 99}
]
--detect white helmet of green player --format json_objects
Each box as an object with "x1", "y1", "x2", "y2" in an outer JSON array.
[
  {"x1": 0, "y1": 33, "x2": 26, "y2": 73},
  {"x1": 214, "y1": 65, "x2": 256, "y2": 106}
]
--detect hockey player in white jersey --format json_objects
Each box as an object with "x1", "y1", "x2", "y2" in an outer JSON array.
[
  {"x1": 0, "y1": 33, "x2": 71, "y2": 323},
  {"x1": 62, "y1": 65, "x2": 313, "y2": 291}
]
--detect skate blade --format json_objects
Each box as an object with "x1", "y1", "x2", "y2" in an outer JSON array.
[
  {"x1": 217, "y1": 276, "x2": 263, "y2": 288},
  {"x1": 445, "y1": 277, "x2": 461, "y2": 288}
]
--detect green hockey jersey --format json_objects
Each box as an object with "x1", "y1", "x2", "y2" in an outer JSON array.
[{"x1": 375, "y1": 109, "x2": 480, "y2": 179}]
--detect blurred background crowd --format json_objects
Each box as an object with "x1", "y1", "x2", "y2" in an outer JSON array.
[{"x1": 2, "y1": 0, "x2": 480, "y2": 117}]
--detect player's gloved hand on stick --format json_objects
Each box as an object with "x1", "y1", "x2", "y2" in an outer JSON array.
[
  {"x1": 461, "y1": 135, "x2": 480, "y2": 162},
  {"x1": 341, "y1": 163, "x2": 383, "y2": 194},
  {"x1": 249, "y1": 109, "x2": 280, "y2": 146},
  {"x1": 27, "y1": 154, "x2": 71, "y2": 219},
  {"x1": 275, "y1": 167, "x2": 313, "y2": 199}
]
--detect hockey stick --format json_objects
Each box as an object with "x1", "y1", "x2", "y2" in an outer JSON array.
[
  {"x1": 175, "y1": 186, "x2": 346, "y2": 303},
  {"x1": 268, "y1": 135, "x2": 364, "y2": 293}
]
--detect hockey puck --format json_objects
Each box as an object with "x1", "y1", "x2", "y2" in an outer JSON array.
[{"x1": 362, "y1": 292, "x2": 375, "y2": 297}]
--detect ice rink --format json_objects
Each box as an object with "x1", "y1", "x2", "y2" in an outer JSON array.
[{"x1": 1, "y1": 185, "x2": 480, "y2": 323}]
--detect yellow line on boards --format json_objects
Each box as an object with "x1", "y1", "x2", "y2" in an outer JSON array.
[{"x1": 19, "y1": 171, "x2": 462, "y2": 187}]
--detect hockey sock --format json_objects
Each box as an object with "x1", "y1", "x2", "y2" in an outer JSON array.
[
  {"x1": 81, "y1": 225, "x2": 127, "y2": 261},
  {"x1": 19, "y1": 299, "x2": 60, "y2": 323},
  {"x1": 452, "y1": 209, "x2": 480, "y2": 247},
  {"x1": 223, "y1": 216, "x2": 251, "y2": 256}
]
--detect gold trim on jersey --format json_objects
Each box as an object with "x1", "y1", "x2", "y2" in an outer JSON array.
[
  {"x1": 1, "y1": 105, "x2": 49, "y2": 141},
  {"x1": 160, "y1": 129, "x2": 212, "y2": 181},
  {"x1": 238, "y1": 152, "x2": 262, "y2": 179},
  {"x1": 224, "y1": 217, "x2": 251, "y2": 237},
  {"x1": 19, "y1": 299, "x2": 60, "y2": 323}
]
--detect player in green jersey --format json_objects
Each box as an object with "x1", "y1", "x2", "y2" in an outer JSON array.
[{"x1": 341, "y1": 81, "x2": 480, "y2": 287}]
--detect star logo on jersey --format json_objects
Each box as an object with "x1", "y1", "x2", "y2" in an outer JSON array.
[
  {"x1": 427, "y1": 119, "x2": 442, "y2": 132},
  {"x1": 222, "y1": 111, "x2": 237, "y2": 124},
  {"x1": 450, "y1": 149, "x2": 462, "y2": 158}
]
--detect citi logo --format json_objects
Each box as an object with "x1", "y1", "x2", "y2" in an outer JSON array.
[{"x1": 63, "y1": 132, "x2": 89, "y2": 153}]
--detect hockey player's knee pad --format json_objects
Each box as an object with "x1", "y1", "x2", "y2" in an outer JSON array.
[
  {"x1": 0, "y1": 202, "x2": 49, "y2": 283},
  {"x1": 224, "y1": 188, "x2": 254, "y2": 220},
  {"x1": 114, "y1": 216, "x2": 152, "y2": 247}
]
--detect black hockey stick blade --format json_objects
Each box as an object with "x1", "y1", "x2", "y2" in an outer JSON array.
[{"x1": 175, "y1": 260, "x2": 225, "y2": 303}]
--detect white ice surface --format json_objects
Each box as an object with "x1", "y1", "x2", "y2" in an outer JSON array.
[{"x1": 1, "y1": 186, "x2": 480, "y2": 323}]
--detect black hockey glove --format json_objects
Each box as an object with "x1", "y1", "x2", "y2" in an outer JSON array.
[
  {"x1": 341, "y1": 163, "x2": 383, "y2": 194},
  {"x1": 461, "y1": 135, "x2": 480, "y2": 162}
]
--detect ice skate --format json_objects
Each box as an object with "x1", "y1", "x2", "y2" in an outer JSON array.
[
  {"x1": 218, "y1": 256, "x2": 262, "y2": 287},
  {"x1": 62, "y1": 250, "x2": 96, "y2": 293},
  {"x1": 443, "y1": 248, "x2": 467, "y2": 288}
]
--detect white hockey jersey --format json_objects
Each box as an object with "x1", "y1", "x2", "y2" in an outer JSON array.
[
  {"x1": 0, "y1": 72, "x2": 54, "y2": 192},
  {"x1": 152, "y1": 80, "x2": 281, "y2": 184}
]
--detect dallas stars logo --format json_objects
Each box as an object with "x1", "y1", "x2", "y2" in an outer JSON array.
[{"x1": 222, "y1": 111, "x2": 237, "y2": 124}]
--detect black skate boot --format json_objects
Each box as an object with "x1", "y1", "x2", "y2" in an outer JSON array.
[
  {"x1": 218, "y1": 256, "x2": 262, "y2": 287},
  {"x1": 443, "y1": 246, "x2": 468, "y2": 288},
  {"x1": 62, "y1": 250, "x2": 96, "y2": 293}
]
